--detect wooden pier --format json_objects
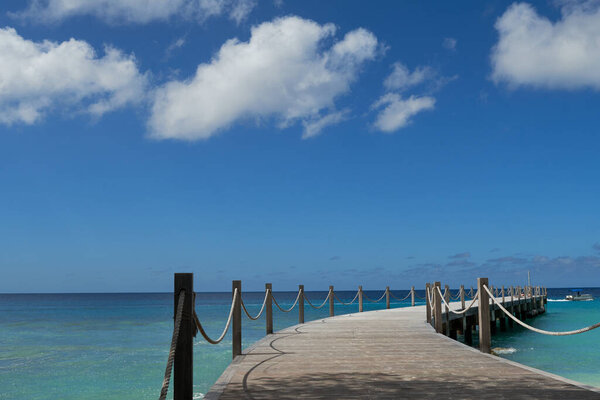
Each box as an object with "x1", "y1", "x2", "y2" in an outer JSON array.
[
  {"x1": 158, "y1": 275, "x2": 600, "y2": 399},
  {"x1": 204, "y1": 290, "x2": 598, "y2": 399}
]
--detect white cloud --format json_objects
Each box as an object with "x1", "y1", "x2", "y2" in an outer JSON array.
[
  {"x1": 492, "y1": 2, "x2": 600, "y2": 89},
  {"x1": 384, "y1": 62, "x2": 434, "y2": 91},
  {"x1": 0, "y1": 27, "x2": 146, "y2": 125},
  {"x1": 443, "y1": 37, "x2": 457, "y2": 50},
  {"x1": 15, "y1": 0, "x2": 256, "y2": 24},
  {"x1": 149, "y1": 16, "x2": 378, "y2": 140},
  {"x1": 372, "y1": 93, "x2": 435, "y2": 133},
  {"x1": 302, "y1": 109, "x2": 349, "y2": 139}
]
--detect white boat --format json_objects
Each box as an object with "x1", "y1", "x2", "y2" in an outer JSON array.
[{"x1": 565, "y1": 289, "x2": 593, "y2": 301}]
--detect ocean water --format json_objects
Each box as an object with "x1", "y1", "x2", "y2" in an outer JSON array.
[
  {"x1": 0, "y1": 290, "x2": 418, "y2": 399},
  {"x1": 491, "y1": 288, "x2": 600, "y2": 387},
  {"x1": 1, "y1": 288, "x2": 598, "y2": 399}
]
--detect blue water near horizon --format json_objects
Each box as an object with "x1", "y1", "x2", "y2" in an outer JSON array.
[{"x1": 0, "y1": 288, "x2": 599, "y2": 399}]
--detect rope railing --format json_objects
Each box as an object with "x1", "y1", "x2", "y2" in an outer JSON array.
[
  {"x1": 304, "y1": 290, "x2": 332, "y2": 309},
  {"x1": 436, "y1": 286, "x2": 479, "y2": 315},
  {"x1": 389, "y1": 290, "x2": 412, "y2": 301},
  {"x1": 332, "y1": 291, "x2": 359, "y2": 306},
  {"x1": 483, "y1": 285, "x2": 600, "y2": 336},
  {"x1": 362, "y1": 290, "x2": 387, "y2": 303},
  {"x1": 413, "y1": 291, "x2": 426, "y2": 299},
  {"x1": 158, "y1": 289, "x2": 185, "y2": 400},
  {"x1": 272, "y1": 290, "x2": 302, "y2": 313},
  {"x1": 240, "y1": 290, "x2": 269, "y2": 320},
  {"x1": 194, "y1": 288, "x2": 238, "y2": 345}
]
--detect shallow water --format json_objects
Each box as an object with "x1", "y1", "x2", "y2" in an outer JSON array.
[
  {"x1": 1, "y1": 288, "x2": 598, "y2": 399},
  {"x1": 0, "y1": 290, "x2": 417, "y2": 399},
  {"x1": 491, "y1": 288, "x2": 600, "y2": 388}
]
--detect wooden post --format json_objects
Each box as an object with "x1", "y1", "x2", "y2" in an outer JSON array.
[
  {"x1": 434, "y1": 282, "x2": 442, "y2": 334},
  {"x1": 425, "y1": 283, "x2": 432, "y2": 324},
  {"x1": 509, "y1": 286, "x2": 514, "y2": 328},
  {"x1": 460, "y1": 285, "x2": 466, "y2": 338},
  {"x1": 444, "y1": 284, "x2": 450, "y2": 336},
  {"x1": 477, "y1": 278, "x2": 491, "y2": 354},
  {"x1": 386, "y1": 286, "x2": 390, "y2": 309},
  {"x1": 265, "y1": 283, "x2": 273, "y2": 335},
  {"x1": 174, "y1": 273, "x2": 193, "y2": 400},
  {"x1": 232, "y1": 280, "x2": 242, "y2": 359},
  {"x1": 299, "y1": 285, "x2": 304, "y2": 324},
  {"x1": 411, "y1": 286, "x2": 415, "y2": 306},
  {"x1": 329, "y1": 285, "x2": 334, "y2": 317},
  {"x1": 358, "y1": 285, "x2": 363, "y2": 312}
]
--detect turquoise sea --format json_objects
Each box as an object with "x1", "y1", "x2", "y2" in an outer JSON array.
[{"x1": 0, "y1": 288, "x2": 598, "y2": 399}]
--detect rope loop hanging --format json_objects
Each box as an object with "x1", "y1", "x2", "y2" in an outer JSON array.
[
  {"x1": 390, "y1": 290, "x2": 412, "y2": 301},
  {"x1": 194, "y1": 288, "x2": 238, "y2": 344},
  {"x1": 362, "y1": 290, "x2": 387, "y2": 303},
  {"x1": 332, "y1": 291, "x2": 359, "y2": 306},
  {"x1": 436, "y1": 286, "x2": 479, "y2": 315},
  {"x1": 240, "y1": 289, "x2": 269, "y2": 320},
  {"x1": 272, "y1": 290, "x2": 302, "y2": 312},
  {"x1": 304, "y1": 290, "x2": 331, "y2": 309}
]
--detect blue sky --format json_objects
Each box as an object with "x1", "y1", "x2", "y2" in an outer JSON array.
[{"x1": 1, "y1": 0, "x2": 600, "y2": 292}]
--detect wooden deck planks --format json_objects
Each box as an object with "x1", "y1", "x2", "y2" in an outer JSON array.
[{"x1": 205, "y1": 303, "x2": 600, "y2": 399}]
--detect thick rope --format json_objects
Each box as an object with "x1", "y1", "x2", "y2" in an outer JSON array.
[
  {"x1": 304, "y1": 290, "x2": 331, "y2": 309},
  {"x1": 436, "y1": 286, "x2": 480, "y2": 315},
  {"x1": 389, "y1": 290, "x2": 412, "y2": 301},
  {"x1": 332, "y1": 291, "x2": 359, "y2": 306},
  {"x1": 158, "y1": 290, "x2": 185, "y2": 400},
  {"x1": 413, "y1": 291, "x2": 426, "y2": 299},
  {"x1": 362, "y1": 290, "x2": 387, "y2": 303},
  {"x1": 272, "y1": 290, "x2": 302, "y2": 312},
  {"x1": 194, "y1": 288, "x2": 238, "y2": 344},
  {"x1": 483, "y1": 285, "x2": 600, "y2": 336},
  {"x1": 240, "y1": 289, "x2": 269, "y2": 320}
]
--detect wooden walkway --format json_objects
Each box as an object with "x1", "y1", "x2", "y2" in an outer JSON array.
[{"x1": 205, "y1": 301, "x2": 600, "y2": 399}]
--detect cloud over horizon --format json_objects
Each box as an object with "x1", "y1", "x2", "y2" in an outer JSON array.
[
  {"x1": 492, "y1": 2, "x2": 600, "y2": 90},
  {"x1": 148, "y1": 16, "x2": 379, "y2": 140}
]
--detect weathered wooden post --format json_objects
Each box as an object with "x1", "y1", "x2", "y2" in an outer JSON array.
[
  {"x1": 411, "y1": 286, "x2": 415, "y2": 306},
  {"x1": 174, "y1": 273, "x2": 194, "y2": 400},
  {"x1": 425, "y1": 283, "x2": 432, "y2": 324},
  {"x1": 500, "y1": 285, "x2": 507, "y2": 332},
  {"x1": 298, "y1": 285, "x2": 304, "y2": 324},
  {"x1": 232, "y1": 280, "x2": 242, "y2": 359},
  {"x1": 434, "y1": 282, "x2": 442, "y2": 334},
  {"x1": 460, "y1": 284, "x2": 466, "y2": 337},
  {"x1": 478, "y1": 277, "x2": 491, "y2": 354},
  {"x1": 444, "y1": 284, "x2": 450, "y2": 336},
  {"x1": 358, "y1": 285, "x2": 363, "y2": 312},
  {"x1": 265, "y1": 283, "x2": 273, "y2": 335},
  {"x1": 509, "y1": 286, "x2": 514, "y2": 328},
  {"x1": 329, "y1": 285, "x2": 334, "y2": 317},
  {"x1": 385, "y1": 286, "x2": 390, "y2": 309}
]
